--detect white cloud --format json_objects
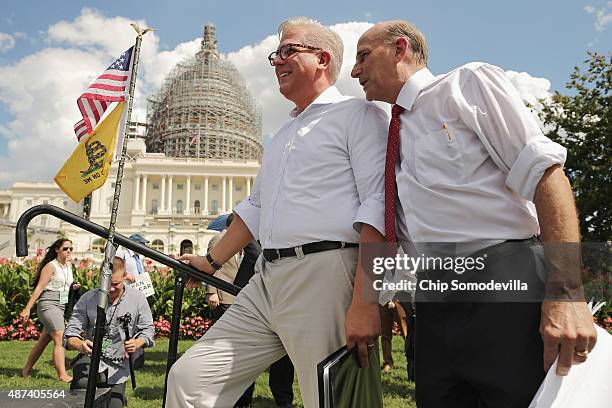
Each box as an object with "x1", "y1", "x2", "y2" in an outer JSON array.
[
  {"x1": 504, "y1": 70, "x2": 552, "y2": 106},
  {"x1": 584, "y1": 3, "x2": 612, "y2": 32},
  {"x1": 504, "y1": 70, "x2": 553, "y2": 132},
  {"x1": 0, "y1": 33, "x2": 16, "y2": 53},
  {"x1": 47, "y1": 8, "x2": 146, "y2": 52}
]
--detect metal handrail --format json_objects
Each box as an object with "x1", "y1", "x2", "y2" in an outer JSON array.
[
  {"x1": 17, "y1": 204, "x2": 244, "y2": 406},
  {"x1": 15, "y1": 204, "x2": 241, "y2": 296}
]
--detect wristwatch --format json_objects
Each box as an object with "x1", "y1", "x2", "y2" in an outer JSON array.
[{"x1": 205, "y1": 253, "x2": 222, "y2": 270}]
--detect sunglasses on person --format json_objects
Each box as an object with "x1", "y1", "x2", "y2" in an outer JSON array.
[
  {"x1": 61, "y1": 247, "x2": 74, "y2": 252},
  {"x1": 268, "y1": 43, "x2": 322, "y2": 66}
]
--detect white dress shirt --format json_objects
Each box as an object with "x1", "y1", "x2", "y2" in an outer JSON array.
[
  {"x1": 115, "y1": 247, "x2": 145, "y2": 276},
  {"x1": 234, "y1": 86, "x2": 388, "y2": 249},
  {"x1": 395, "y1": 63, "x2": 567, "y2": 244}
]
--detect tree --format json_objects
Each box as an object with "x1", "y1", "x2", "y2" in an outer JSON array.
[{"x1": 539, "y1": 52, "x2": 611, "y2": 242}]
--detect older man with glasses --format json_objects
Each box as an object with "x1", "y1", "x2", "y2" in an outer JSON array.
[{"x1": 166, "y1": 17, "x2": 388, "y2": 408}]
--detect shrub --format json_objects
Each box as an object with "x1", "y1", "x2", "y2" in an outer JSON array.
[
  {"x1": 0, "y1": 318, "x2": 39, "y2": 341},
  {"x1": 0, "y1": 256, "x2": 215, "y2": 340}
]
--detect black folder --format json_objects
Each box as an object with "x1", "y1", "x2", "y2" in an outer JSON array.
[{"x1": 317, "y1": 343, "x2": 383, "y2": 408}]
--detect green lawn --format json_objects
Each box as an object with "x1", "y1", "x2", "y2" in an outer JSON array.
[{"x1": 0, "y1": 337, "x2": 415, "y2": 407}]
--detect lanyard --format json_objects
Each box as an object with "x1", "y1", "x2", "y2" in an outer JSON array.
[
  {"x1": 106, "y1": 288, "x2": 125, "y2": 333},
  {"x1": 56, "y1": 260, "x2": 69, "y2": 289}
]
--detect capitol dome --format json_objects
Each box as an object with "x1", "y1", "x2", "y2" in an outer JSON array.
[{"x1": 146, "y1": 24, "x2": 263, "y2": 161}]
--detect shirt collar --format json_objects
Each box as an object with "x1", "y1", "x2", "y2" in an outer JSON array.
[
  {"x1": 396, "y1": 67, "x2": 435, "y2": 111},
  {"x1": 289, "y1": 86, "x2": 348, "y2": 117}
]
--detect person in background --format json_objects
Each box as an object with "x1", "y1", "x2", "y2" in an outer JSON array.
[
  {"x1": 206, "y1": 214, "x2": 240, "y2": 321},
  {"x1": 115, "y1": 233, "x2": 149, "y2": 283},
  {"x1": 20, "y1": 238, "x2": 77, "y2": 382},
  {"x1": 64, "y1": 256, "x2": 154, "y2": 408},
  {"x1": 115, "y1": 233, "x2": 152, "y2": 369},
  {"x1": 378, "y1": 298, "x2": 407, "y2": 373}
]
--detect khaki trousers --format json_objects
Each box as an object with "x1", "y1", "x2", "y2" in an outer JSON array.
[{"x1": 166, "y1": 248, "x2": 358, "y2": 408}]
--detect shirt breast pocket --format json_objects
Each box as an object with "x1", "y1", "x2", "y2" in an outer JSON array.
[{"x1": 414, "y1": 129, "x2": 464, "y2": 187}]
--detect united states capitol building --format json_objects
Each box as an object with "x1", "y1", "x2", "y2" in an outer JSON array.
[{"x1": 0, "y1": 25, "x2": 262, "y2": 259}]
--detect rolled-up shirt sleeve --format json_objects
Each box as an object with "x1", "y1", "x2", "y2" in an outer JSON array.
[
  {"x1": 457, "y1": 63, "x2": 566, "y2": 201},
  {"x1": 233, "y1": 170, "x2": 262, "y2": 240},
  {"x1": 63, "y1": 292, "x2": 91, "y2": 349},
  {"x1": 133, "y1": 291, "x2": 155, "y2": 348},
  {"x1": 347, "y1": 103, "x2": 388, "y2": 235}
]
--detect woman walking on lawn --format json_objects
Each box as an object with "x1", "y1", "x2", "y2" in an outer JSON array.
[{"x1": 19, "y1": 238, "x2": 78, "y2": 382}]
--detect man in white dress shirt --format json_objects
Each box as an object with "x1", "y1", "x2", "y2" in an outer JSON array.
[
  {"x1": 115, "y1": 233, "x2": 149, "y2": 283},
  {"x1": 351, "y1": 21, "x2": 597, "y2": 407},
  {"x1": 166, "y1": 17, "x2": 388, "y2": 408}
]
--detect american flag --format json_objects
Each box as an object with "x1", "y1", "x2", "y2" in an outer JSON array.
[{"x1": 73, "y1": 47, "x2": 133, "y2": 142}]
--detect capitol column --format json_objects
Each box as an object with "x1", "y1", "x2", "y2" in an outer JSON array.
[
  {"x1": 185, "y1": 176, "x2": 191, "y2": 215},
  {"x1": 142, "y1": 175, "x2": 148, "y2": 213},
  {"x1": 90, "y1": 189, "x2": 99, "y2": 215},
  {"x1": 221, "y1": 176, "x2": 227, "y2": 213},
  {"x1": 161, "y1": 176, "x2": 166, "y2": 212},
  {"x1": 204, "y1": 176, "x2": 209, "y2": 215},
  {"x1": 228, "y1": 176, "x2": 233, "y2": 211},
  {"x1": 168, "y1": 175, "x2": 174, "y2": 213},
  {"x1": 246, "y1": 176, "x2": 251, "y2": 196},
  {"x1": 134, "y1": 175, "x2": 141, "y2": 211}
]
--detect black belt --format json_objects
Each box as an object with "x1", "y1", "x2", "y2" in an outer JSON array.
[{"x1": 263, "y1": 241, "x2": 358, "y2": 262}]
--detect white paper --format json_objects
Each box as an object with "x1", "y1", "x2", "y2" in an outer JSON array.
[
  {"x1": 529, "y1": 325, "x2": 612, "y2": 407},
  {"x1": 132, "y1": 272, "x2": 155, "y2": 297}
]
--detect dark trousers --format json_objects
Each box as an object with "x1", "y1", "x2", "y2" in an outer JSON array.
[
  {"x1": 71, "y1": 356, "x2": 126, "y2": 408},
  {"x1": 398, "y1": 300, "x2": 416, "y2": 382},
  {"x1": 211, "y1": 304, "x2": 295, "y2": 407},
  {"x1": 415, "y1": 240, "x2": 547, "y2": 408}
]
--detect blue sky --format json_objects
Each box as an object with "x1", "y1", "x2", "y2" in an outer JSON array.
[
  {"x1": 0, "y1": 0, "x2": 610, "y2": 187},
  {"x1": 2, "y1": 0, "x2": 609, "y2": 86}
]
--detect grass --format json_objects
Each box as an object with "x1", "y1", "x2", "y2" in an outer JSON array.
[{"x1": 0, "y1": 336, "x2": 415, "y2": 407}]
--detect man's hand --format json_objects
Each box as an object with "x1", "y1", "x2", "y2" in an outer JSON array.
[
  {"x1": 125, "y1": 273, "x2": 137, "y2": 283},
  {"x1": 178, "y1": 253, "x2": 216, "y2": 275},
  {"x1": 124, "y1": 338, "x2": 145, "y2": 354},
  {"x1": 80, "y1": 339, "x2": 94, "y2": 356},
  {"x1": 345, "y1": 301, "x2": 381, "y2": 368},
  {"x1": 208, "y1": 293, "x2": 220, "y2": 310},
  {"x1": 540, "y1": 301, "x2": 597, "y2": 375}
]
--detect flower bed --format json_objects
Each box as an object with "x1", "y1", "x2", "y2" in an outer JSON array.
[
  {"x1": 0, "y1": 255, "x2": 215, "y2": 340},
  {"x1": 1, "y1": 255, "x2": 610, "y2": 340}
]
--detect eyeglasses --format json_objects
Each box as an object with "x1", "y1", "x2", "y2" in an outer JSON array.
[
  {"x1": 268, "y1": 43, "x2": 322, "y2": 66},
  {"x1": 61, "y1": 247, "x2": 74, "y2": 252}
]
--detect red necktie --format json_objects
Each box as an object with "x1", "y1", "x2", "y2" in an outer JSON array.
[{"x1": 384, "y1": 104, "x2": 404, "y2": 245}]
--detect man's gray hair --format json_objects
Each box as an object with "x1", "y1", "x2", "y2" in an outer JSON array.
[
  {"x1": 278, "y1": 17, "x2": 344, "y2": 83},
  {"x1": 380, "y1": 21, "x2": 428, "y2": 66}
]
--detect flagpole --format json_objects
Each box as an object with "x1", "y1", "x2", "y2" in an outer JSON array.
[{"x1": 84, "y1": 24, "x2": 153, "y2": 408}]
